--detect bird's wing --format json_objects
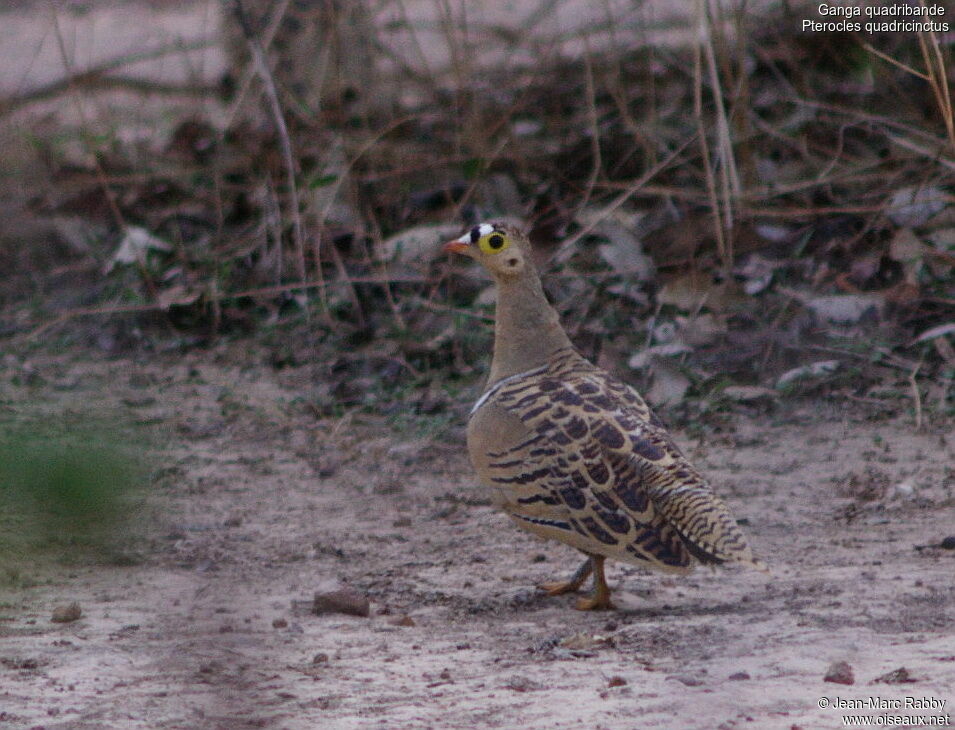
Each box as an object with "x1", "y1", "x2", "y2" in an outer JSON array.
[{"x1": 479, "y1": 362, "x2": 763, "y2": 572}]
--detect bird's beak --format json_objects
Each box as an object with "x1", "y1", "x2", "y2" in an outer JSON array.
[{"x1": 442, "y1": 232, "x2": 472, "y2": 254}]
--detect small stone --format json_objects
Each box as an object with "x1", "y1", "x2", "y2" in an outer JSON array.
[
  {"x1": 873, "y1": 667, "x2": 917, "y2": 684},
  {"x1": 388, "y1": 615, "x2": 415, "y2": 627},
  {"x1": 728, "y1": 671, "x2": 751, "y2": 681},
  {"x1": 224, "y1": 515, "x2": 242, "y2": 528},
  {"x1": 312, "y1": 590, "x2": 370, "y2": 618},
  {"x1": 607, "y1": 676, "x2": 627, "y2": 687},
  {"x1": 560, "y1": 633, "x2": 606, "y2": 651},
  {"x1": 312, "y1": 653, "x2": 329, "y2": 664},
  {"x1": 940, "y1": 536, "x2": 955, "y2": 550},
  {"x1": 668, "y1": 674, "x2": 704, "y2": 687},
  {"x1": 505, "y1": 675, "x2": 544, "y2": 692},
  {"x1": 824, "y1": 661, "x2": 854, "y2": 685},
  {"x1": 272, "y1": 618, "x2": 288, "y2": 629},
  {"x1": 51, "y1": 602, "x2": 82, "y2": 623}
]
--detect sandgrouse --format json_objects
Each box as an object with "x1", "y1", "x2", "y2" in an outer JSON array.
[{"x1": 444, "y1": 222, "x2": 766, "y2": 610}]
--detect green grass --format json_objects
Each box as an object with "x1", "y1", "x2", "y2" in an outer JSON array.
[{"x1": 0, "y1": 420, "x2": 148, "y2": 568}]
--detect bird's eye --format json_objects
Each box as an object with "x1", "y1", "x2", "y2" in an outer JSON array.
[{"x1": 479, "y1": 231, "x2": 510, "y2": 254}]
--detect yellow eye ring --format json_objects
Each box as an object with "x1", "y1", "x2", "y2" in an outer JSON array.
[{"x1": 479, "y1": 231, "x2": 509, "y2": 254}]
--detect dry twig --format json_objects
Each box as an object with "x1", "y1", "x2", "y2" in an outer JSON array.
[
  {"x1": 908, "y1": 361, "x2": 924, "y2": 431},
  {"x1": 229, "y1": 0, "x2": 310, "y2": 311}
]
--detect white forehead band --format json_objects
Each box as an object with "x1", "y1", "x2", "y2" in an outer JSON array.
[{"x1": 457, "y1": 222, "x2": 496, "y2": 244}]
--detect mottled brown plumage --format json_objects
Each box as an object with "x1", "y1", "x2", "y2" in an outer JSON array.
[{"x1": 444, "y1": 222, "x2": 765, "y2": 610}]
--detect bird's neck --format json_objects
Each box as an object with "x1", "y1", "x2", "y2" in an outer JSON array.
[{"x1": 487, "y1": 268, "x2": 573, "y2": 384}]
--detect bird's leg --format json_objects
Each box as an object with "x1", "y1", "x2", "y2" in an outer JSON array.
[
  {"x1": 575, "y1": 555, "x2": 614, "y2": 611},
  {"x1": 537, "y1": 555, "x2": 594, "y2": 596}
]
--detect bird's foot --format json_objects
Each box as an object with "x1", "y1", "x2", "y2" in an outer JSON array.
[
  {"x1": 574, "y1": 592, "x2": 615, "y2": 611},
  {"x1": 537, "y1": 557, "x2": 594, "y2": 596},
  {"x1": 573, "y1": 555, "x2": 613, "y2": 610},
  {"x1": 537, "y1": 580, "x2": 581, "y2": 597}
]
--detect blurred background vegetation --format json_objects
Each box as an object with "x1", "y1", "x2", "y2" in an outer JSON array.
[
  {"x1": 0, "y1": 0, "x2": 953, "y2": 420},
  {"x1": 0, "y1": 417, "x2": 145, "y2": 582}
]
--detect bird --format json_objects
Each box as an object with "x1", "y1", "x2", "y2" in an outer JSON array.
[{"x1": 443, "y1": 221, "x2": 766, "y2": 610}]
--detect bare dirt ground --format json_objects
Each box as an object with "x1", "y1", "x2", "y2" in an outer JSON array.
[{"x1": 1, "y1": 346, "x2": 954, "y2": 730}]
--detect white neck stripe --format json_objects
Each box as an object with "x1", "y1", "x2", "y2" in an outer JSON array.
[{"x1": 470, "y1": 365, "x2": 548, "y2": 416}]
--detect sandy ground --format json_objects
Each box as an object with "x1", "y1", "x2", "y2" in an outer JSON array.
[{"x1": 1, "y1": 347, "x2": 954, "y2": 730}]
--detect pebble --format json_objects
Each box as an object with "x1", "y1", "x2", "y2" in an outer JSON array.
[
  {"x1": 824, "y1": 661, "x2": 854, "y2": 685},
  {"x1": 504, "y1": 675, "x2": 544, "y2": 692},
  {"x1": 667, "y1": 675, "x2": 704, "y2": 687},
  {"x1": 874, "y1": 667, "x2": 916, "y2": 684},
  {"x1": 728, "y1": 671, "x2": 751, "y2": 681},
  {"x1": 312, "y1": 653, "x2": 329, "y2": 664},
  {"x1": 940, "y1": 536, "x2": 955, "y2": 550},
  {"x1": 607, "y1": 676, "x2": 627, "y2": 687},
  {"x1": 272, "y1": 618, "x2": 288, "y2": 629},
  {"x1": 51, "y1": 602, "x2": 82, "y2": 623},
  {"x1": 312, "y1": 589, "x2": 370, "y2": 618}
]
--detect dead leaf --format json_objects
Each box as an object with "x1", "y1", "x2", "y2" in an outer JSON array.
[
  {"x1": 646, "y1": 358, "x2": 690, "y2": 406},
  {"x1": 105, "y1": 226, "x2": 171, "y2": 273},
  {"x1": 156, "y1": 284, "x2": 202, "y2": 310},
  {"x1": 675, "y1": 313, "x2": 727, "y2": 347},
  {"x1": 805, "y1": 294, "x2": 884, "y2": 324},
  {"x1": 643, "y1": 217, "x2": 708, "y2": 267},
  {"x1": 658, "y1": 272, "x2": 744, "y2": 312},
  {"x1": 889, "y1": 228, "x2": 924, "y2": 263},
  {"x1": 886, "y1": 185, "x2": 947, "y2": 228},
  {"x1": 721, "y1": 385, "x2": 778, "y2": 402},
  {"x1": 627, "y1": 343, "x2": 692, "y2": 370},
  {"x1": 598, "y1": 241, "x2": 655, "y2": 280},
  {"x1": 888, "y1": 229, "x2": 926, "y2": 284},
  {"x1": 734, "y1": 254, "x2": 778, "y2": 295},
  {"x1": 776, "y1": 360, "x2": 840, "y2": 389},
  {"x1": 753, "y1": 223, "x2": 793, "y2": 243}
]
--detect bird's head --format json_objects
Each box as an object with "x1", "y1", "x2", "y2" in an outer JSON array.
[{"x1": 442, "y1": 222, "x2": 530, "y2": 278}]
